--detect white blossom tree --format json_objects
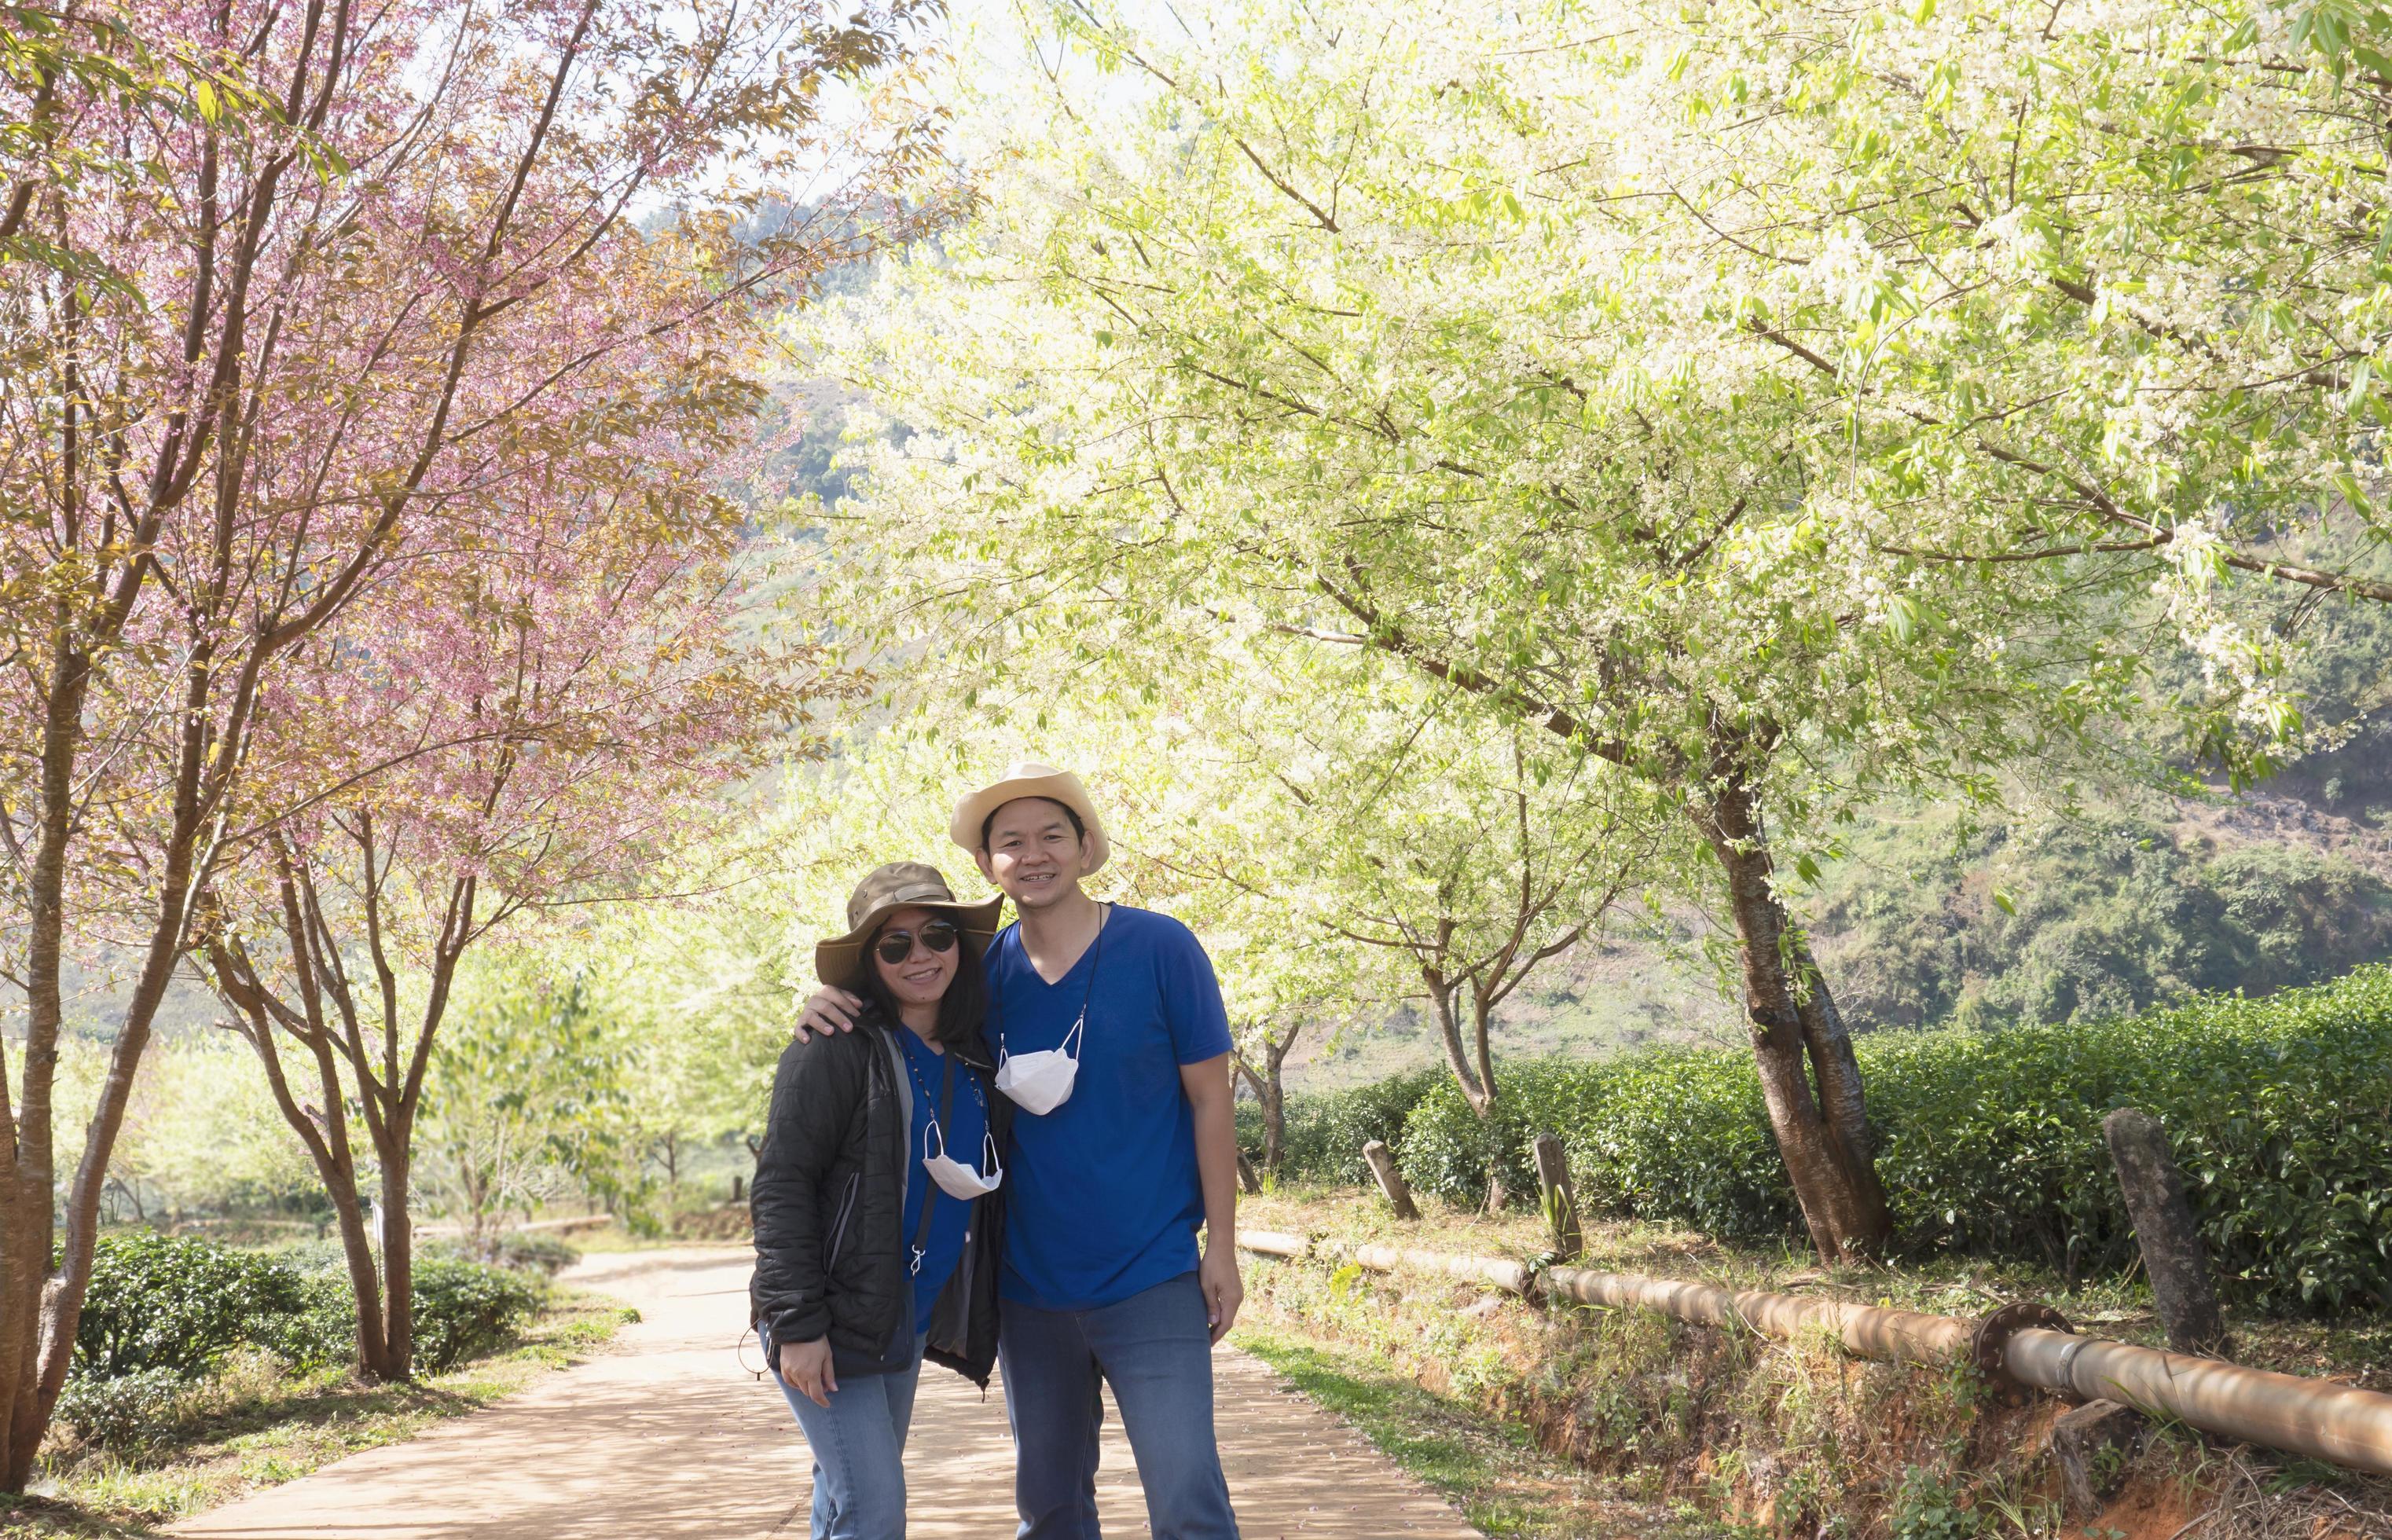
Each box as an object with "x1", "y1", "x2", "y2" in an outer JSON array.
[{"x1": 792, "y1": 0, "x2": 2360, "y2": 1260}]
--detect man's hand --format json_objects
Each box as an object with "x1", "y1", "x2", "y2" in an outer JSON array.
[
  {"x1": 794, "y1": 986, "x2": 864, "y2": 1042},
  {"x1": 780, "y1": 1336, "x2": 838, "y2": 1407},
  {"x1": 1199, "y1": 1240, "x2": 1243, "y2": 1344}
]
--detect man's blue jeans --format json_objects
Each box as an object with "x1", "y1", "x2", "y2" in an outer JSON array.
[
  {"x1": 762, "y1": 1328, "x2": 928, "y2": 1539},
  {"x1": 998, "y1": 1271, "x2": 1238, "y2": 1540}
]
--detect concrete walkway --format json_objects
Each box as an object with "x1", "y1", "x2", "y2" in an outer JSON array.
[{"x1": 173, "y1": 1246, "x2": 1481, "y2": 1539}]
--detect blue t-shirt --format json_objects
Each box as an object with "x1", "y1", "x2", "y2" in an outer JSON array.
[
  {"x1": 985, "y1": 904, "x2": 1233, "y2": 1311},
  {"x1": 894, "y1": 1026, "x2": 989, "y2": 1336}
]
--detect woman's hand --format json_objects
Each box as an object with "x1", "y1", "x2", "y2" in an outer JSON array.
[
  {"x1": 793, "y1": 986, "x2": 864, "y2": 1042},
  {"x1": 780, "y1": 1336, "x2": 838, "y2": 1407}
]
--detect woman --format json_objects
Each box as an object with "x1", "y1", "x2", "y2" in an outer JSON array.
[{"x1": 750, "y1": 861, "x2": 1008, "y2": 1539}]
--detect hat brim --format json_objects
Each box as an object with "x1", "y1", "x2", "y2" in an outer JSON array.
[
  {"x1": 815, "y1": 892, "x2": 1007, "y2": 992},
  {"x1": 948, "y1": 772, "x2": 1111, "y2": 874}
]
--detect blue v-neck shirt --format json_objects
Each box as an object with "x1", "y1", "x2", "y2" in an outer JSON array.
[
  {"x1": 893, "y1": 1026, "x2": 989, "y2": 1336},
  {"x1": 985, "y1": 905, "x2": 1233, "y2": 1311}
]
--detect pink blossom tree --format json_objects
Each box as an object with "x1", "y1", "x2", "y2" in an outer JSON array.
[
  {"x1": 200, "y1": 463, "x2": 805, "y2": 1382},
  {"x1": 0, "y1": 0, "x2": 937, "y2": 1483}
]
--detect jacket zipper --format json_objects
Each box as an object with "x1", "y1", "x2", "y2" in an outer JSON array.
[{"x1": 824, "y1": 1172, "x2": 860, "y2": 1270}]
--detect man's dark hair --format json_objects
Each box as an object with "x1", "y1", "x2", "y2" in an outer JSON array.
[
  {"x1": 859, "y1": 917, "x2": 989, "y2": 1049},
  {"x1": 978, "y1": 796, "x2": 1085, "y2": 852}
]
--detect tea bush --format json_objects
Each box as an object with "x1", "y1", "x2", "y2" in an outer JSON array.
[
  {"x1": 75, "y1": 1231, "x2": 310, "y2": 1380},
  {"x1": 410, "y1": 1255, "x2": 545, "y2": 1373},
  {"x1": 53, "y1": 1366, "x2": 187, "y2": 1450},
  {"x1": 1269, "y1": 966, "x2": 2392, "y2": 1311},
  {"x1": 1241, "y1": 1067, "x2": 1442, "y2": 1184},
  {"x1": 73, "y1": 1231, "x2": 549, "y2": 1382}
]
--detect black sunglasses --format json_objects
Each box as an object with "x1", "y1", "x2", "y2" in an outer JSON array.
[{"x1": 875, "y1": 919, "x2": 960, "y2": 966}]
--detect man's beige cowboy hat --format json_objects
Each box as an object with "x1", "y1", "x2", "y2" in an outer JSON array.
[
  {"x1": 815, "y1": 862, "x2": 1006, "y2": 991},
  {"x1": 948, "y1": 760, "x2": 1111, "y2": 874}
]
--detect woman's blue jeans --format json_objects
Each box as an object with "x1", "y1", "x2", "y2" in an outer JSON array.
[
  {"x1": 997, "y1": 1271, "x2": 1238, "y2": 1539},
  {"x1": 763, "y1": 1329, "x2": 929, "y2": 1539}
]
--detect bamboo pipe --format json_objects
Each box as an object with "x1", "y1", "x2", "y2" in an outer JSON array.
[
  {"x1": 1236, "y1": 1233, "x2": 2392, "y2": 1476},
  {"x1": 1544, "y1": 1265, "x2": 1969, "y2": 1364},
  {"x1": 1352, "y1": 1244, "x2": 1535, "y2": 1297},
  {"x1": 2005, "y1": 1327, "x2": 2392, "y2": 1477}
]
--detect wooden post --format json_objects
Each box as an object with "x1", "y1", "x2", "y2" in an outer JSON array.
[
  {"x1": 1236, "y1": 1153, "x2": 1262, "y2": 1196},
  {"x1": 2103, "y1": 1107, "x2": 2229, "y2": 1356},
  {"x1": 1532, "y1": 1133, "x2": 1583, "y2": 1260},
  {"x1": 1362, "y1": 1139, "x2": 1420, "y2": 1221}
]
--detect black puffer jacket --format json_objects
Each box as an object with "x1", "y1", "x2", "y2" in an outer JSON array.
[{"x1": 749, "y1": 1005, "x2": 1007, "y2": 1388}]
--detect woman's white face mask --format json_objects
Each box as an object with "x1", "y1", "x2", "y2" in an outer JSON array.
[
  {"x1": 994, "y1": 1013, "x2": 1083, "y2": 1116},
  {"x1": 923, "y1": 1121, "x2": 1003, "y2": 1201}
]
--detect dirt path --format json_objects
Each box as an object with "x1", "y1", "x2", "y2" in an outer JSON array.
[{"x1": 172, "y1": 1247, "x2": 1481, "y2": 1539}]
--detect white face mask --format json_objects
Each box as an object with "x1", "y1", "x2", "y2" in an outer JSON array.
[
  {"x1": 995, "y1": 906, "x2": 1107, "y2": 1116},
  {"x1": 923, "y1": 1121, "x2": 1003, "y2": 1201},
  {"x1": 994, "y1": 1013, "x2": 1084, "y2": 1116}
]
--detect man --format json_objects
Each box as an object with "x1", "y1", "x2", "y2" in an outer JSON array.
[{"x1": 796, "y1": 761, "x2": 1243, "y2": 1540}]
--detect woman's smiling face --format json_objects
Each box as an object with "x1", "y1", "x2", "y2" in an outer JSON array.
[{"x1": 871, "y1": 904, "x2": 958, "y2": 1010}]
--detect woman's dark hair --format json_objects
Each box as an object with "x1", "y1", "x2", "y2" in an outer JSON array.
[{"x1": 857, "y1": 913, "x2": 989, "y2": 1048}]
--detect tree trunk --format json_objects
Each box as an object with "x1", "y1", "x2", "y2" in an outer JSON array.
[
  {"x1": 42, "y1": 915, "x2": 202, "y2": 1412},
  {"x1": 0, "y1": 1178, "x2": 49, "y2": 1493},
  {"x1": 1422, "y1": 971, "x2": 1492, "y2": 1113},
  {"x1": 1694, "y1": 778, "x2": 1891, "y2": 1263},
  {"x1": 1235, "y1": 1024, "x2": 1301, "y2": 1177},
  {"x1": 379, "y1": 1145, "x2": 415, "y2": 1379},
  {"x1": 205, "y1": 924, "x2": 400, "y2": 1380},
  {"x1": 7, "y1": 630, "x2": 223, "y2": 1487},
  {"x1": 0, "y1": 637, "x2": 86, "y2": 1492},
  {"x1": 1259, "y1": 1078, "x2": 1286, "y2": 1176},
  {"x1": 1469, "y1": 988, "x2": 1508, "y2": 1212}
]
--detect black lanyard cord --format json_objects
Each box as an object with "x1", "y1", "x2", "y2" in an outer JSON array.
[
  {"x1": 903, "y1": 1047, "x2": 958, "y2": 1276},
  {"x1": 998, "y1": 902, "x2": 1110, "y2": 1059}
]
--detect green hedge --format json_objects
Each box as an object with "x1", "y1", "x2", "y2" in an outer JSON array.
[
  {"x1": 75, "y1": 1232, "x2": 312, "y2": 1380},
  {"x1": 1237, "y1": 1067, "x2": 1444, "y2": 1186},
  {"x1": 74, "y1": 1231, "x2": 547, "y2": 1383},
  {"x1": 1253, "y1": 966, "x2": 2392, "y2": 1312}
]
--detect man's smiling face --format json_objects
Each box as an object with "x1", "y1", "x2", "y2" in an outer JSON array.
[{"x1": 976, "y1": 796, "x2": 1090, "y2": 911}]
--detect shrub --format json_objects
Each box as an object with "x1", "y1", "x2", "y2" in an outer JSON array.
[
  {"x1": 1564, "y1": 1049, "x2": 1793, "y2": 1242},
  {"x1": 476, "y1": 1231, "x2": 581, "y2": 1277},
  {"x1": 1242, "y1": 1067, "x2": 1442, "y2": 1183},
  {"x1": 53, "y1": 1366, "x2": 186, "y2": 1450},
  {"x1": 75, "y1": 1231, "x2": 309, "y2": 1380},
  {"x1": 1391, "y1": 1076, "x2": 1514, "y2": 1204},
  {"x1": 1278, "y1": 965, "x2": 2392, "y2": 1311},
  {"x1": 277, "y1": 1267, "x2": 367, "y2": 1371},
  {"x1": 409, "y1": 1256, "x2": 545, "y2": 1373},
  {"x1": 76, "y1": 1231, "x2": 548, "y2": 1384},
  {"x1": 1861, "y1": 966, "x2": 2392, "y2": 1308},
  {"x1": 1392, "y1": 1060, "x2": 1591, "y2": 1205}
]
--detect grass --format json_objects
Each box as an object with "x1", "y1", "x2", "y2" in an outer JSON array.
[
  {"x1": 0, "y1": 1289, "x2": 638, "y2": 1539},
  {"x1": 1238, "y1": 1184, "x2": 2392, "y2": 1539},
  {"x1": 1239, "y1": 1183, "x2": 2392, "y2": 1390},
  {"x1": 1233, "y1": 1324, "x2": 1733, "y2": 1539}
]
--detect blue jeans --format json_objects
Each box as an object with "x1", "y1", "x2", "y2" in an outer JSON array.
[
  {"x1": 998, "y1": 1271, "x2": 1238, "y2": 1540},
  {"x1": 763, "y1": 1328, "x2": 928, "y2": 1539}
]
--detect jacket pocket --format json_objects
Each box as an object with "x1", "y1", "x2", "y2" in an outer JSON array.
[{"x1": 824, "y1": 1172, "x2": 861, "y2": 1272}]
